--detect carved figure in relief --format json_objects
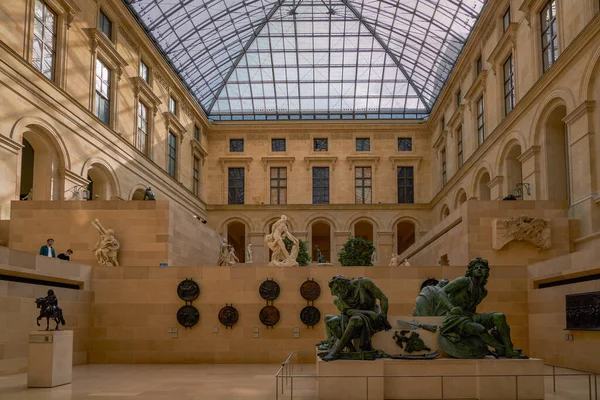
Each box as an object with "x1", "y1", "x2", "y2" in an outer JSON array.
[
  {"x1": 370, "y1": 249, "x2": 377, "y2": 265},
  {"x1": 265, "y1": 215, "x2": 299, "y2": 267},
  {"x1": 400, "y1": 258, "x2": 411, "y2": 267},
  {"x1": 493, "y1": 215, "x2": 551, "y2": 251},
  {"x1": 246, "y1": 244, "x2": 253, "y2": 263},
  {"x1": 90, "y1": 219, "x2": 120, "y2": 267}
]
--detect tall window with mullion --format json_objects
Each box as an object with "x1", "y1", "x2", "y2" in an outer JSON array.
[
  {"x1": 228, "y1": 168, "x2": 244, "y2": 204},
  {"x1": 477, "y1": 96, "x2": 485, "y2": 145},
  {"x1": 441, "y1": 149, "x2": 447, "y2": 187},
  {"x1": 32, "y1": 0, "x2": 56, "y2": 80},
  {"x1": 270, "y1": 167, "x2": 287, "y2": 205},
  {"x1": 503, "y1": 55, "x2": 515, "y2": 116},
  {"x1": 355, "y1": 167, "x2": 372, "y2": 204},
  {"x1": 167, "y1": 132, "x2": 177, "y2": 178},
  {"x1": 139, "y1": 60, "x2": 149, "y2": 83},
  {"x1": 193, "y1": 156, "x2": 200, "y2": 197},
  {"x1": 95, "y1": 59, "x2": 111, "y2": 125},
  {"x1": 137, "y1": 101, "x2": 149, "y2": 155},
  {"x1": 397, "y1": 167, "x2": 414, "y2": 204},
  {"x1": 541, "y1": 0, "x2": 558, "y2": 72},
  {"x1": 312, "y1": 167, "x2": 329, "y2": 204},
  {"x1": 457, "y1": 126, "x2": 464, "y2": 168},
  {"x1": 98, "y1": 9, "x2": 112, "y2": 40}
]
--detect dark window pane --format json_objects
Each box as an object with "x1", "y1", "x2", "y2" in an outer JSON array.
[
  {"x1": 271, "y1": 138, "x2": 286, "y2": 152},
  {"x1": 476, "y1": 56, "x2": 482, "y2": 75},
  {"x1": 457, "y1": 127, "x2": 463, "y2": 168},
  {"x1": 270, "y1": 167, "x2": 287, "y2": 204},
  {"x1": 312, "y1": 167, "x2": 329, "y2": 204},
  {"x1": 99, "y1": 9, "x2": 112, "y2": 40},
  {"x1": 398, "y1": 138, "x2": 412, "y2": 151},
  {"x1": 194, "y1": 125, "x2": 200, "y2": 141},
  {"x1": 139, "y1": 60, "x2": 149, "y2": 82},
  {"x1": 137, "y1": 101, "x2": 148, "y2": 155},
  {"x1": 230, "y1": 139, "x2": 244, "y2": 152},
  {"x1": 355, "y1": 167, "x2": 372, "y2": 204},
  {"x1": 32, "y1": 0, "x2": 56, "y2": 80},
  {"x1": 503, "y1": 8, "x2": 511, "y2": 31},
  {"x1": 356, "y1": 138, "x2": 370, "y2": 152},
  {"x1": 168, "y1": 132, "x2": 177, "y2": 177},
  {"x1": 193, "y1": 156, "x2": 200, "y2": 196},
  {"x1": 541, "y1": 0, "x2": 558, "y2": 72},
  {"x1": 397, "y1": 167, "x2": 414, "y2": 204},
  {"x1": 228, "y1": 168, "x2": 244, "y2": 204},
  {"x1": 503, "y1": 55, "x2": 515, "y2": 115},
  {"x1": 313, "y1": 138, "x2": 328, "y2": 151}
]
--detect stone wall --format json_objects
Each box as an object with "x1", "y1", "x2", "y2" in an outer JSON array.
[
  {"x1": 527, "y1": 246, "x2": 600, "y2": 372},
  {"x1": 90, "y1": 264, "x2": 529, "y2": 364},
  {"x1": 0, "y1": 247, "x2": 93, "y2": 376},
  {"x1": 8, "y1": 201, "x2": 220, "y2": 267}
]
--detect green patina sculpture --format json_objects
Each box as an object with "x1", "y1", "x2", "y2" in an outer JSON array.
[
  {"x1": 413, "y1": 257, "x2": 527, "y2": 359},
  {"x1": 393, "y1": 330, "x2": 431, "y2": 353},
  {"x1": 315, "y1": 245, "x2": 326, "y2": 263},
  {"x1": 317, "y1": 275, "x2": 392, "y2": 361}
]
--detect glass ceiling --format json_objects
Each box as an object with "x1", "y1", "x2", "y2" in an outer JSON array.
[{"x1": 125, "y1": 0, "x2": 485, "y2": 121}]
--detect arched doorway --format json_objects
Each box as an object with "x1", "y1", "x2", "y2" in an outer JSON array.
[
  {"x1": 227, "y1": 222, "x2": 246, "y2": 263},
  {"x1": 544, "y1": 106, "x2": 568, "y2": 201},
  {"x1": 455, "y1": 190, "x2": 467, "y2": 208},
  {"x1": 505, "y1": 145, "x2": 523, "y2": 198},
  {"x1": 311, "y1": 222, "x2": 331, "y2": 263},
  {"x1": 440, "y1": 205, "x2": 450, "y2": 221},
  {"x1": 396, "y1": 221, "x2": 415, "y2": 255},
  {"x1": 478, "y1": 172, "x2": 491, "y2": 200},
  {"x1": 86, "y1": 163, "x2": 117, "y2": 200},
  {"x1": 131, "y1": 188, "x2": 145, "y2": 200},
  {"x1": 354, "y1": 221, "x2": 374, "y2": 243},
  {"x1": 19, "y1": 129, "x2": 63, "y2": 200}
]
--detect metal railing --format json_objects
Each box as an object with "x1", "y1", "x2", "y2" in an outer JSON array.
[{"x1": 275, "y1": 353, "x2": 599, "y2": 400}]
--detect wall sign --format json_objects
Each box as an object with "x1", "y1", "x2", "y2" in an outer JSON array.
[{"x1": 566, "y1": 291, "x2": 600, "y2": 331}]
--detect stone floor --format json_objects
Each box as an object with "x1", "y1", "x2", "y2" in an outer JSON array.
[{"x1": 0, "y1": 364, "x2": 596, "y2": 399}]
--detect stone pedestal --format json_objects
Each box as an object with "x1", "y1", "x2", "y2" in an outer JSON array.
[
  {"x1": 317, "y1": 356, "x2": 544, "y2": 400},
  {"x1": 27, "y1": 330, "x2": 73, "y2": 388}
]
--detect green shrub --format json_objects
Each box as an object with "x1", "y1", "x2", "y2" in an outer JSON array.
[
  {"x1": 284, "y1": 238, "x2": 311, "y2": 266},
  {"x1": 338, "y1": 237, "x2": 375, "y2": 266}
]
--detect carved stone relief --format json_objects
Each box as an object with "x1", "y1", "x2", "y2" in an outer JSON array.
[{"x1": 492, "y1": 215, "x2": 551, "y2": 251}]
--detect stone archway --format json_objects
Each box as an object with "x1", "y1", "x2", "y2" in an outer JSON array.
[
  {"x1": 131, "y1": 188, "x2": 146, "y2": 200},
  {"x1": 311, "y1": 221, "x2": 331, "y2": 263},
  {"x1": 505, "y1": 144, "x2": 523, "y2": 198},
  {"x1": 87, "y1": 163, "x2": 118, "y2": 200},
  {"x1": 354, "y1": 221, "x2": 374, "y2": 242},
  {"x1": 543, "y1": 105, "x2": 569, "y2": 201},
  {"x1": 396, "y1": 220, "x2": 415, "y2": 255},
  {"x1": 478, "y1": 172, "x2": 491, "y2": 200},
  {"x1": 227, "y1": 222, "x2": 246, "y2": 263}
]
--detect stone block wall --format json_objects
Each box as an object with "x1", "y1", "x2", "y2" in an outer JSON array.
[
  {"x1": 89, "y1": 264, "x2": 529, "y2": 364},
  {"x1": 0, "y1": 248, "x2": 93, "y2": 376},
  {"x1": 8, "y1": 201, "x2": 220, "y2": 267}
]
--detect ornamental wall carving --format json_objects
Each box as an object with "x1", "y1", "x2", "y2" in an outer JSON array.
[{"x1": 492, "y1": 215, "x2": 551, "y2": 251}]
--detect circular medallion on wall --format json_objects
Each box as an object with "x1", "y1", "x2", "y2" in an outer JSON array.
[
  {"x1": 259, "y1": 305, "x2": 280, "y2": 327},
  {"x1": 300, "y1": 280, "x2": 321, "y2": 301},
  {"x1": 218, "y1": 305, "x2": 239, "y2": 328},
  {"x1": 259, "y1": 279, "x2": 280, "y2": 301},
  {"x1": 176, "y1": 305, "x2": 200, "y2": 328},
  {"x1": 420, "y1": 278, "x2": 439, "y2": 291},
  {"x1": 300, "y1": 305, "x2": 321, "y2": 327},
  {"x1": 177, "y1": 279, "x2": 200, "y2": 302}
]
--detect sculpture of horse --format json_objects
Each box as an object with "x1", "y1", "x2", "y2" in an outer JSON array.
[{"x1": 35, "y1": 297, "x2": 65, "y2": 331}]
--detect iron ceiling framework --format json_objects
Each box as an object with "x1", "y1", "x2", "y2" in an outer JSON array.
[{"x1": 125, "y1": 0, "x2": 485, "y2": 121}]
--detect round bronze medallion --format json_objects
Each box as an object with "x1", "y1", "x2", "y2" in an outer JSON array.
[
  {"x1": 300, "y1": 280, "x2": 321, "y2": 301},
  {"x1": 300, "y1": 306, "x2": 321, "y2": 327},
  {"x1": 259, "y1": 305, "x2": 280, "y2": 327},
  {"x1": 176, "y1": 305, "x2": 199, "y2": 328},
  {"x1": 420, "y1": 278, "x2": 439, "y2": 290},
  {"x1": 259, "y1": 280, "x2": 280, "y2": 301},
  {"x1": 177, "y1": 279, "x2": 200, "y2": 302},
  {"x1": 218, "y1": 305, "x2": 239, "y2": 327}
]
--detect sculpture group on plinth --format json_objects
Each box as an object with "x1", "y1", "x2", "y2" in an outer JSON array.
[
  {"x1": 218, "y1": 237, "x2": 239, "y2": 266},
  {"x1": 413, "y1": 257, "x2": 527, "y2": 359},
  {"x1": 317, "y1": 275, "x2": 391, "y2": 361},
  {"x1": 35, "y1": 289, "x2": 65, "y2": 331},
  {"x1": 91, "y1": 219, "x2": 120, "y2": 267},
  {"x1": 265, "y1": 215, "x2": 299, "y2": 267}
]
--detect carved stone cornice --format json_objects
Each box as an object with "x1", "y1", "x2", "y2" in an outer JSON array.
[
  {"x1": 487, "y1": 175, "x2": 504, "y2": 189},
  {"x1": 519, "y1": 0, "x2": 549, "y2": 27},
  {"x1": 345, "y1": 155, "x2": 381, "y2": 171},
  {"x1": 447, "y1": 105, "x2": 465, "y2": 131},
  {"x1": 88, "y1": 28, "x2": 128, "y2": 77},
  {"x1": 303, "y1": 156, "x2": 338, "y2": 171},
  {"x1": 464, "y1": 70, "x2": 488, "y2": 110},
  {"x1": 163, "y1": 112, "x2": 186, "y2": 138},
  {"x1": 388, "y1": 155, "x2": 423, "y2": 170},
  {"x1": 517, "y1": 146, "x2": 541, "y2": 163},
  {"x1": 261, "y1": 156, "x2": 296, "y2": 171},
  {"x1": 191, "y1": 140, "x2": 208, "y2": 165},
  {"x1": 0, "y1": 134, "x2": 23, "y2": 154},
  {"x1": 131, "y1": 77, "x2": 161, "y2": 112},
  {"x1": 218, "y1": 156, "x2": 253, "y2": 172},
  {"x1": 562, "y1": 101, "x2": 596, "y2": 125},
  {"x1": 432, "y1": 130, "x2": 448, "y2": 151},
  {"x1": 487, "y1": 24, "x2": 517, "y2": 75}
]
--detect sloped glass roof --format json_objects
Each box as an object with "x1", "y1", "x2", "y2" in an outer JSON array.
[{"x1": 125, "y1": 0, "x2": 485, "y2": 121}]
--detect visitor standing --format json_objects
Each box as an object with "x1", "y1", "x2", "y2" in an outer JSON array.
[{"x1": 39, "y1": 239, "x2": 56, "y2": 258}]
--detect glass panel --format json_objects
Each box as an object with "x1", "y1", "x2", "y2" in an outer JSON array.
[
  {"x1": 271, "y1": 138, "x2": 286, "y2": 152},
  {"x1": 99, "y1": 9, "x2": 112, "y2": 40},
  {"x1": 397, "y1": 167, "x2": 414, "y2": 204},
  {"x1": 313, "y1": 138, "x2": 328, "y2": 151},
  {"x1": 228, "y1": 168, "x2": 245, "y2": 204},
  {"x1": 32, "y1": 0, "x2": 56, "y2": 80},
  {"x1": 312, "y1": 167, "x2": 329, "y2": 204},
  {"x1": 230, "y1": 139, "x2": 244, "y2": 152},
  {"x1": 356, "y1": 138, "x2": 370, "y2": 151},
  {"x1": 168, "y1": 132, "x2": 177, "y2": 177},
  {"x1": 398, "y1": 138, "x2": 412, "y2": 151}
]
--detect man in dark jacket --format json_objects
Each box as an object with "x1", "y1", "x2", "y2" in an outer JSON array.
[
  {"x1": 57, "y1": 249, "x2": 73, "y2": 261},
  {"x1": 39, "y1": 239, "x2": 56, "y2": 258}
]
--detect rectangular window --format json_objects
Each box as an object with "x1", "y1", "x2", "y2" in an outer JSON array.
[
  {"x1": 270, "y1": 167, "x2": 287, "y2": 205},
  {"x1": 441, "y1": 117, "x2": 445, "y2": 131},
  {"x1": 94, "y1": 59, "x2": 111, "y2": 125},
  {"x1": 313, "y1": 138, "x2": 328, "y2": 151},
  {"x1": 457, "y1": 90, "x2": 462, "y2": 106},
  {"x1": 137, "y1": 101, "x2": 149, "y2": 155},
  {"x1": 193, "y1": 156, "x2": 200, "y2": 197},
  {"x1": 476, "y1": 56, "x2": 483, "y2": 75},
  {"x1": 457, "y1": 126, "x2": 463, "y2": 168},
  {"x1": 312, "y1": 167, "x2": 329, "y2": 204},
  {"x1": 503, "y1": 7, "x2": 511, "y2": 32},
  {"x1": 441, "y1": 149, "x2": 447, "y2": 186},
  {"x1": 139, "y1": 60, "x2": 149, "y2": 83},
  {"x1": 397, "y1": 167, "x2": 414, "y2": 204},
  {"x1": 504, "y1": 55, "x2": 515, "y2": 116},
  {"x1": 98, "y1": 9, "x2": 112, "y2": 40},
  {"x1": 194, "y1": 125, "x2": 200, "y2": 141},
  {"x1": 356, "y1": 138, "x2": 370, "y2": 151},
  {"x1": 230, "y1": 139, "x2": 244, "y2": 152},
  {"x1": 398, "y1": 137, "x2": 412, "y2": 151},
  {"x1": 228, "y1": 168, "x2": 244, "y2": 204},
  {"x1": 477, "y1": 96, "x2": 485, "y2": 145},
  {"x1": 355, "y1": 167, "x2": 372, "y2": 204},
  {"x1": 169, "y1": 96, "x2": 177, "y2": 115},
  {"x1": 32, "y1": 0, "x2": 56, "y2": 80},
  {"x1": 271, "y1": 138, "x2": 286, "y2": 152},
  {"x1": 541, "y1": 0, "x2": 558, "y2": 72},
  {"x1": 168, "y1": 132, "x2": 177, "y2": 178}
]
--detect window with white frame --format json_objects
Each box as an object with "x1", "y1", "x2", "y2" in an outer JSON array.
[
  {"x1": 98, "y1": 9, "x2": 112, "y2": 41},
  {"x1": 169, "y1": 96, "x2": 177, "y2": 115},
  {"x1": 137, "y1": 101, "x2": 149, "y2": 155},
  {"x1": 95, "y1": 59, "x2": 111, "y2": 125},
  {"x1": 541, "y1": 0, "x2": 558, "y2": 72},
  {"x1": 139, "y1": 59, "x2": 149, "y2": 83},
  {"x1": 32, "y1": 0, "x2": 57, "y2": 80}
]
